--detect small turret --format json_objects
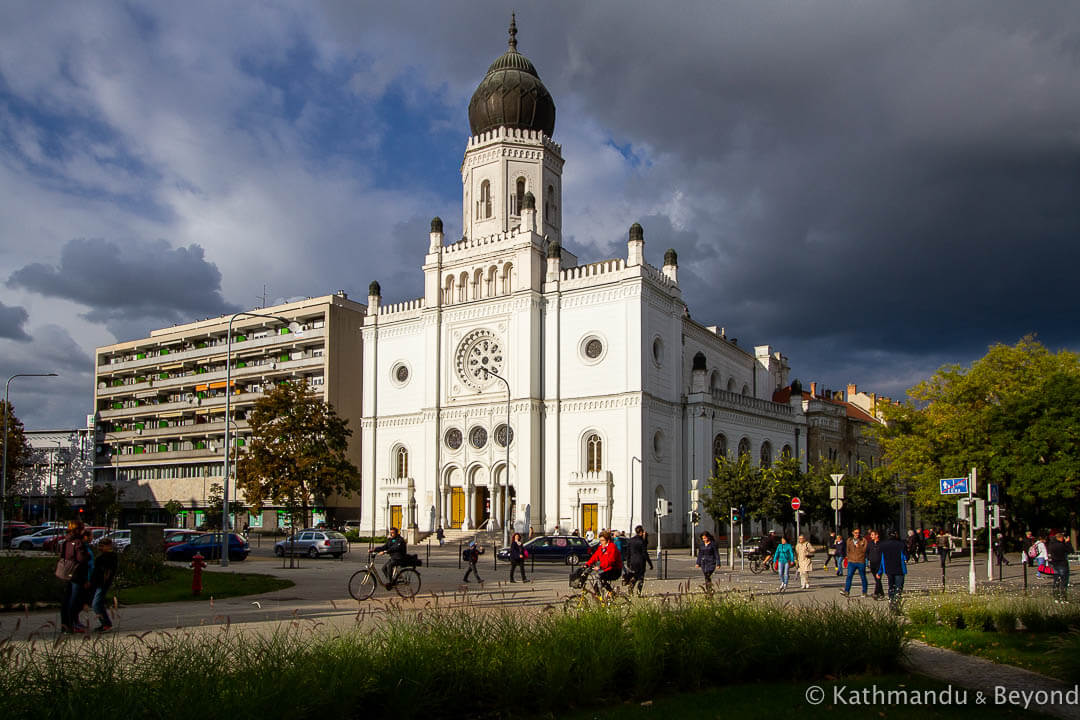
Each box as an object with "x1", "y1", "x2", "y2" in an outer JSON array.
[
  {"x1": 545, "y1": 239, "x2": 562, "y2": 282},
  {"x1": 627, "y1": 222, "x2": 644, "y2": 266},
  {"x1": 368, "y1": 280, "x2": 381, "y2": 314},
  {"x1": 662, "y1": 247, "x2": 678, "y2": 284},
  {"x1": 521, "y1": 191, "x2": 537, "y2": 233},
  {"x1": 429, "y1": 216, "x2": 444, "y2": 253}
]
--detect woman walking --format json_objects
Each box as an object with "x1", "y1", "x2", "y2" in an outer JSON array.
[
  {"x1": 773, "y1": 535, "x2": 795, "y2": 592},
  {"x1": 795, "y1": 534, "x2": 815, "y2": 589},
  {"x1": 696, "y1": 531, "x2": 720, "y2": 590},
  {"x1": 509, "y1": 532, "x2": 528, "y2": 582}
]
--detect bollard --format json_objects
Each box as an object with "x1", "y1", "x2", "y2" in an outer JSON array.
[
  {"x1": 458, "y1": 540, "x2": 462, "y2": 570},
  {"x1": 940, "y1": 547, "x2": 947, "y2": 591},
  {"x1": 191, "y1": 553, "x2": 207, "y2": 596},
  {"x1": 663, "y1": 550, "x2": 669, "y2": 580},
  {"x1": 493, "y1": 542, "x2": 498, "y2": 570},
  {"x1": 426, "y1": 539, "x2": 430, "y2": 567},
  {"x1": 1023, "y1": 559, "x2": 1028, "y2": 591},
  {"x1": 531, "y1": 551, "x2": 535, "y2": 575}
]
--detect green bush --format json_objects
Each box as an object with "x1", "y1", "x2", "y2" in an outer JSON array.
[
  {"x1": 906, "y1": 605, "x2": 936, "y2": 625},
  {"x1": 1055, "y1": 630, "x2": 1080, "y2": 683},
  {"x1": 937, "y1": 602, "x2": 966, "y2": 629},
  {"x1": 991, "y1": 607, "x2": 1018, "y2": 633},
  {"x1": 0, "y1": 597, "x2": 905, "y2": 719},
  {"x1": 963, "y1": 606, "x2": 995, "y2": 632},
  {"x1": 115, "y1": 550, "x2": 167, "y2": 589},
  {"x1": 0, "y1": 556, "x2": 63, "y2": 607}
]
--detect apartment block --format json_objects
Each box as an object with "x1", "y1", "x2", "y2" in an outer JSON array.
[{"x1": 92, "y1": 292, "x2": 366, "y2": 529}]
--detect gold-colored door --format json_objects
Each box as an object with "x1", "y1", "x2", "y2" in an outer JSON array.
[
  {"x1": 390, "y1": 505, "x2": 402, "y2": 531},
  {"x1": 450, "y1": 488, "x2": 465, "y2": 529},
  {"x1": 583, "y1": 503, "x2": 598, "y2": 534}
]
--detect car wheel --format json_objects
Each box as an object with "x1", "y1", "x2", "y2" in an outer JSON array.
[
  {"x1": 19, "y1": 541, "x2": 32, "y2": 550},
  {"x1": 566, "y1": 554, "x2": 580, "y2": 566},
  {"x1": 307, "y1": 546, "x2": 319, "y2": 559},
  {"x1": 274, "y1": 545, "x2": 284, "y2": 557}
]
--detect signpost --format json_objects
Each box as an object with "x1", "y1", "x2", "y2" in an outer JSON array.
[
  {"x1": 830, "y1": 474, "x2": 844, "y2": 531},
  {"x1": 942, "y1": 468, "x2": 978, "y2": 594},
  {"x1": 791, "y1": 497, "x2": 802, "y2": 542},
  {"x1": 689, "y1": 479, "x2": 699, "y2": 557}
]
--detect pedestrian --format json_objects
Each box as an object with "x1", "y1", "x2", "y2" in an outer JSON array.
[
  {"x1": 795, "y1": 534, "x2": 814, "y2": 589},
  {"x1": 917, "y1": 530, "x2": 928, "y2": 562},
  {"x1": 992, "y1": 533, "x2": 1010, "y2": 567},
  {"x1": 1032, "y1": 534, "x2": 1049, "y2": 574},
  {"x1": 1046, "y1": 531, "x2": 1071, "y2": 603},
  {"x1": 822, "y1": 531, "x2": 837, "y2": 570},
  {"x1": 625, "y1": 525, "x2": 653, "y2": 596},
  {"x1": 841, "y1": 527, "x2": 869, "y2": 597},
  {"x1": 1021, "y1": 530, "x2": 1036, "y2": 565},
  {"x1": 878, "y1": 530, "x2": 908, "y2": 611},
  {"x1": 463, "y1": 540, "x2": 483, "y2": 583},
  {"x1": 585, "y1": 529, "x2": 595, "y2": 544},
  {"x1": 772, "y1": 535, "x2": 794, "y2": 591},
  {"x1": 906, "y1": 530, "x2": 920, "y2": 564},
  {"x1": 436, "y1": 526, "x2": 445, "y2": 546},
  {"x1": 832, "y1": 532, "x2": 847, "y2": 576},
  {"x1": 56, "y1": 522, "x2": 90, "y2": 633},
  {"x1": 509, "y1": 532, "x2": 528, "y2": 583},
  {"x1": 867, "y1": 530, "x2": 885, "y2": 600},
  {"x1": 936, "y1": 529, "x2": 952, "y2": 564},
  {"x1": 90, "y1": 537, "x2": 118, "y2": 632},
  {"x1": 696, "y1": 531, "x2": 720, "y2": 590}
]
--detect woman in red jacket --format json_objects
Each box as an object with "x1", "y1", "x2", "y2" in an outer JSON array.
[{"x1": 586, "y1": 530, "x2": 623, "y2": 593}]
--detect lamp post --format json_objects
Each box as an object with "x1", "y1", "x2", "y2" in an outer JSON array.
[
  {"x1": 220, "y1": 312, "x2": 301, "y2": 566},
  {"x1": 49, "y1": 440, "x2": 62, "y2": 524},
  {"x1": 630, "y1": 456, "x2": 642, "y2": 533},
  {"x1": 3, "y1": 373, "x2": 58, "y2": 547},
  {"x1": 481, "y1": 368, "x2": 511, "y2": 547}
]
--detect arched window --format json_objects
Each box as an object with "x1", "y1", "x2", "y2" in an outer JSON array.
[
  {"x1": 502, "y1": 263, "x2": 513, "y2": 294},
  {"x1": 710, "y1": 371, "x2": 721, "y2": 393},
  {"x1": 458, "y1": 271, "x2": 469, "y2": 302},
  {"x1": 586, "y1": 434, "x2": 602, "y2": 472},
  {"x1": 480, "y1": 180, "x2": 492, "y2": 219},
  {"x1": 395, "y1": 446, "x2": 408, "y2": 479},
  {"x1": 545, "y1": 184, "x2": 557, "y2": 226},
  {"x1": 712, "y1": 434, "x2": 728, "y2": 466},
  {"x1": 472, "y1": 268, "x2": 483, "y2": 299},
  {"x1": 487, "y1": 265, "x2": 498, "y2": 296},
  {"x1": 444, "y1": 275, "x2": 455, "y2": 304},
  {"x1": 727, "y1": 378, "x2": 736, "y2": 392},
  {"x1": 781, "y1": 444, "x2": 793, "y2": 459},
  {"x1": 512, "y1": 176, "x2": 525, "y2": 215},
  {"x1": 741, "y1": 384, "x2": 750, "y2": 397},
  {"x1": 760, "y1": 441, "x2": 772, "y2": 469},
  {"x1": 738, "y1": 437, "x2": 751, "y2": 458}
]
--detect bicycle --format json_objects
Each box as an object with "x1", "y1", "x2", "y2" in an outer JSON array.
[
  {"x1": 563, "y1": 564, "x2": 629, "y2": 610},
  {"x1": 348, "y1": 553, "x2": 421, "y2": 600},
  {"x1": 748, "y1": 554, "x2": 774, "y2": 575}
]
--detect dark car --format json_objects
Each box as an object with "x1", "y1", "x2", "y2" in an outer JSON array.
[
  {"x1": 165, "y1": 532, "x2": 249, "y2": 562},
  {"x1": 164, "y1": 530, "x2": 205, "y2": 551},
  {"x1": 1, "y1": 522, "x2": 31, "y2": 548},
  {"x1": 496, "y1": 535, "x2": 592, "y2": 565}
]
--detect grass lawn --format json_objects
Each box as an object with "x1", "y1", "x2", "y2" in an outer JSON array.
[
  {"x1": 114, "y1": 567, "x2": 293, "y2": 604},
  {"x1": 906, "y1": 625, "x2": 1070, "y2": 682},
  {"x1": 557, "y1": 674, "x2": 1040, "y2": 719}
]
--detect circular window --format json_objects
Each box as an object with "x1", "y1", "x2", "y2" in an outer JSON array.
[
  {"x1": 455, "y1": 329, "x2": 504, "y2": 391},
  {"x1": 390, "y1": 362, "x2": 411, "y2": 386},
  {"x1": 469, "y1": 426, "x2": 488, "y2": 449},
  {"x1": 652, "y1": 337, "x2": 664, "y2": 366},
  {"x1": 445, "y1": 428, "x2": 463, "y2": 450},
  {"x1": 585, "y1": 339, "x2": 603, "y2": 358},
  {"x1": 495, "y1": 424, "x2": 514, "y2": 447}
]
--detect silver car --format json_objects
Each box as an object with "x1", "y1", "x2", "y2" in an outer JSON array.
[{"x1": 274, "y1": 530, "x2": 348, "y2": 558}]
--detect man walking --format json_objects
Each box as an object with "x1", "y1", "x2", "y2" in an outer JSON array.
[
  {"x1": 1046, "y1": 531, "x2": 1071, "y2": 603},
  {"x1": 625, "y1": 525, "x2": 653, "y2": 596},
  {"x1": 906, "y1": 530, "x2": 920, "y2": 564},
  {"x1": 867, "y1": 530, "x2": 885, "y2": 600},
  {"x1": 841, "y1": 528, "x2": 868, "y2": 597},
  {"x1": 823, "y1": 532, "x2": 837, "y2": 571},
  {"x1": 832, "y1": 531, "x2": 847, "y2": 576},
  {"x1": 878, "y1": 530, "x2": 908, "y2": 611},
  {"x1": 463, "y1": 540, "x2": 484, "y2": 583}
]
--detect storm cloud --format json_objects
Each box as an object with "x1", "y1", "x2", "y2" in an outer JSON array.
[{"x1": 0, "y1": 299, "x2": 30, "y2": 341}]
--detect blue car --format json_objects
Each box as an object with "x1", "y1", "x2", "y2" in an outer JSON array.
[
  {"x1": 165, "y1": 532, "x2": 249, "y2": 562},
  {"x1": 496, "y1": 535, "x2": 592, "y2": 565}
]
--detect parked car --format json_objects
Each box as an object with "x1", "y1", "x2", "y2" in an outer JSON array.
[
  {"x1": 166, "y1": 532, "x2": 249, "y2": 562},
  {"x1": 495, "y1": 535, "x2": 593, "y2": 565},
  {"x1": 274, "y1": 530, "x2": 348, "y2": 558},
  {"x1": 10, "y1": 527, "x2": 65, "y2": 551},
  {"x1": 42, "y1": 526, "x2": 109, "y2": 552},
  {"x1": 96, "y1": 529, "x2": 132, "y2": 552},
  {"x1": 164, "y1": 530, "x2": 204, "y2": 551},
  {"x1": 0, "y1": 522, "x2": 31, "y2": 548}
]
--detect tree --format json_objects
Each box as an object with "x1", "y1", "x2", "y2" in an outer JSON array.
[
  {"x1": 703, "y1": 454, "x2": 768, "y2": 527},
  {"x1": 1, "y1": 400, "x2": 31, "y2": 516},
  {"x1": 874, "y1": 336, "x2": 1080, "y2": 541},
  {"x1": 163, "y1": 499, "x2": 184, "y2": 526},
  {"x1": 84, "y1": 483, "x2": 124, "y2": 527},
  {"x1": 204, "y1": 483, "x2": 224, "y2": 529},
  {"x1": 236, "y1": 381, "x2": 361, "y2": 531}
]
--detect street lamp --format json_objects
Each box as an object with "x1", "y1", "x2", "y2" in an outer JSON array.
[
  {"x1": 49, "y1": 440, "x2": 62, "y2": 524},
  {"x1": 2, "y1": 373, "x2": 58, "y2": 547},
  {"x1": 630, "y1": 456, "x2": 642, "y2": 533},
  {"x1": 481, "y1": 368, "x2": 511, "y2": 547},
  {"x1": 219, "y1": 311, "x2": 302, "y2": 566}
]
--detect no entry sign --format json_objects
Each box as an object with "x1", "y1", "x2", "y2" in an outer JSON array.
[{"x1": 791, "y1": 497, "x2": 801, "y2": 511}]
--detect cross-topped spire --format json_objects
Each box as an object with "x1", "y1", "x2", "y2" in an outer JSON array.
[{"x1": 508, "y1": 12, "x2": 518, "y2": 51}]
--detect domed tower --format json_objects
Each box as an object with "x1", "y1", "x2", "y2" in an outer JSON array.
[{"x1": 461, "y1": 15, "x2": 564, "y2": 244}]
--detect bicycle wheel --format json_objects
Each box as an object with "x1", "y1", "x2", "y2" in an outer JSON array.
[
  {"x1": 349, "y1": 570, "x2": 377, "y2": 600},
  {"x1": 749, "y1": 560, "x2": 765, "y2": 575},
  {"x1": 394, "y1": 568, "x2": 421, "y2": 599}
]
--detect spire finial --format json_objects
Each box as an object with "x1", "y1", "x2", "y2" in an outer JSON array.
[{"x1": 508, "y1": 12, "x2": 518, "y2": 51}]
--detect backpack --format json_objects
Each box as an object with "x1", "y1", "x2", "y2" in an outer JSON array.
[
  {"x1": 462, "y1": 548, "x2": 471, "y2": 562},
  {"x1": 1027, "y1": 544, "x2": 1039, "y2": 559}
]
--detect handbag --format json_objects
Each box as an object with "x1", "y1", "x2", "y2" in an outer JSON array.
[{"x1": 55, "y1": 540, "x2": 77, "y2": 581}]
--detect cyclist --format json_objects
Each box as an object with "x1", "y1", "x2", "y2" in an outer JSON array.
[
  {"x1": 585, "y1": 530, "x2": 623, "y2": 595},
  {"x1": 758, "y1": 530, "x2": 779, "y2": 569},
  {"x1": 374, "y1": 527, "x2": 407, "y2": 582}
]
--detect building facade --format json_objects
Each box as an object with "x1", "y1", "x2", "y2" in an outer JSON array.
[
  {"x1": 357, "y1": 21, "x2": 809, "y2": 543},
  {"x1": 92, "y1": 293, "x2": 366, "y2": 529}
]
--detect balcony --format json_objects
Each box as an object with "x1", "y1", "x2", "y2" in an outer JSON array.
[
  {"x1": 106, "y1": 418, "x2": 251, "y2": 442},
  {"x1": 709, "y1": 388, "x2": 794, "y2": 420}
]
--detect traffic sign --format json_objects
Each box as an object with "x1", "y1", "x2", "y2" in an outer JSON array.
[
  {"x1": 791, "y1": 497, "x2": 801, "y2": 511},
  {"x1": 830, "y1": 499, "x2": 844, "y2": 510},
  {"x1": 830, "y1": 473, "x2": 844, "y2": 484},
  {"x1": 989, "y1": 483, "x2": 1000, "y2": 504},
  {"x1": 940, "y1": 477, "x2": 968, "y2": 495},
  {"x1": 829, "y1": 485, "x2": 845, "y2": 499}
]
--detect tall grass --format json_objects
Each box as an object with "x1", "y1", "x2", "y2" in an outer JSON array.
[
  {"x1": 904, "y1": 593, "x2": 1080, "y2": 633},
  {"x1": 0, "y1": 597, "x2": 904, "y2": 720}
]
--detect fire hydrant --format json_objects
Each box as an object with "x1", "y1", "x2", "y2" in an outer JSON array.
[{"x1": 191, "y1": 553, "x2": 207, "y2": 596}]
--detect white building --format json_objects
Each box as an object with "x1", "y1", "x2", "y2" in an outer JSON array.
[{"x1": 358, "y1": 19, "x2": 808, "y2": 543}]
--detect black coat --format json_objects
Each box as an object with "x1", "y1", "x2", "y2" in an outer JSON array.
[
  {"x1": 510, "y1": 540, "x2": 525, "y2": 562},
  {"x1": 878, "y1": 539, "x2": 907, "y2": 576},
  {"x1": 833, "y1": 538, "x2": 846, "y2": 558},
  {"x1": 626, "y1": 535, "x2": 652, "y2": 571},
  {"x1": 697, "y1": 542, "x2": 720, "y2": 573},
  {"x1": 90, "y1": 550, "x2": 119, "y2": 592},
  {"x1": 375, "y1": 536, "x2": 407, "y2": 560},
  {"x1": 867, "y1": 540, "x2": 882, "y2": 573}
]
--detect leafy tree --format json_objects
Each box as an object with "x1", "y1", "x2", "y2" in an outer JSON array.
[
  {"x1": 163, "y1": 499, "x2": 184, "y2": 526},
  {"x1": 874, "y1": 336, "x2": 1080, "y2": 542},
  {"x1": 204, "y1": 483, "x2": 224, "y2": 529},
  {"x1": 1, "y1": 400, "x2": 31, "y2": 515},
  {"x1": 236, "y1": 381, "x2": 361, "y2": 531},
  {"x1": 703, "y1": 454, "x2": 767, "y2": 526},
  {"x1": 84, "y1": 483, "x2": 124, "y2": 527}
]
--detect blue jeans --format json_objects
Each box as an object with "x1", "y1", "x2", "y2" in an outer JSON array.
[
  {"x1": 61, "y1": 581, "x2": 84, "y2": 629},
  {"x1": 777, "y1": 562, "x2": 790, "y2": 586},
  {"x1": 1052, "y1": 562, "x2": 1070, "y2": 601},
  {"x1": 887, "y1": 573, "x2": 905, "y2": 603},
  {"x1": 92, "y1": 587, "x2": 112, "y2": 627},
  {"x1": 845, "y1": 561, "x2": 868, "y2": 593}
]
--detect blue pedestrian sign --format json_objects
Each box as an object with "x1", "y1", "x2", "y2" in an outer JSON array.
[{"x1": 940, "y1": 477, "x2": 968, "y2": 495}]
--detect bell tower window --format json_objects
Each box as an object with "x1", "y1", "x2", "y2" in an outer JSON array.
[
  {"x1": 478, "y1": 180, "x2": 492, "y2": 220},
  {"x1": 511, "y1": 177, "x2": 525, "y2": 216}
]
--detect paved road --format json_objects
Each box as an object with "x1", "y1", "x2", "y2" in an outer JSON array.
[{"x1": 1, "y1": 541, "x2": 1068, "y2": 641}]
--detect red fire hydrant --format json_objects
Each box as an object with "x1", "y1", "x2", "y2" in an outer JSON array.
[{"x1": 191, "y1": 553, "x2": 207, "y2": 596}]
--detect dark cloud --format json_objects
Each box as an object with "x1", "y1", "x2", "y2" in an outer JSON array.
[
  {"x1": 0, "y1": 300, "x2": 30, "y2": 341},
  {"x1": 7, "y1": 237, "x2": 239, "y2": 340},
  {"x1": 0, "y1": 324, "x2": 91, "y2": 428}
]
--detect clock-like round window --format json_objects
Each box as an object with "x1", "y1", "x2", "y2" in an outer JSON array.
[
  {"x1": 445, "y1": 428, "x2": 462, "y2": 450},
  {"x1": 456, "y1": 329, "x2": 504, "y2": 390},
  {"x1": 495, "y1": 424, "x2": 514, "y2": 447},
  {"x1": 585, "y1": 339, "x2": 603, "y2": 359},
  {"x1": 469, "y1": 426, "x2": 489, "y2": 449},
  {"x1": 390, "y1": 361, "x2": 411, "y2": 386},
  {"x1": 395, "y1": 365, "x2": 409, "y2": 383}
]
